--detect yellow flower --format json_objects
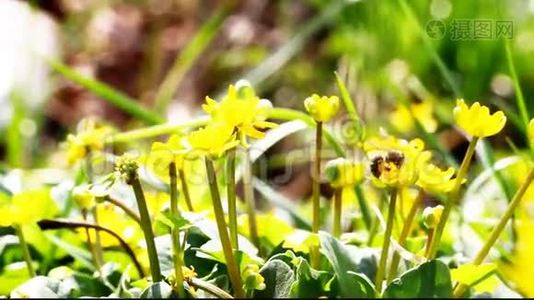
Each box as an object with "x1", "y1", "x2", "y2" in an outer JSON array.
[
  {"x1": 364, "y1": 135, "x2": 425, "y2": 188},
  {"x1": 415, "y1": 151, "x2": 462, "y2": 194},
  {"x1": 324, "y1": 158, "x2": 365, "y2": 188},
  {"x1": 203, "y1": 81, "x2": 277, "y2": 146},
  {"x1": 63, "y1": 118, "x2": 112, "y2": 165},
  {"x1": 422, "y1": 205, "x2": 444, "y2": 229},
  {"x1": 186, "y1": 122, "x2": 240, "y2": 158},
  {"x1": 390, "y1": 100, "x2": 437, "y2": 133},
  {"x1": 304, "y1": 94, "x2": 340, "y2": 123},
  {"x1": 149, "y1": 134, "x2": 186, "y2": 178},
  {"x1": 453, "y1": 99, "x2": 506, "y2": 138}
]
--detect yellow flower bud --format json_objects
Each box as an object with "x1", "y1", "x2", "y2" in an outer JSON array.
[
  {"x1": 72, "y1": 185, "x2": 95, "y2": 210},
  {"x1": 324, "y1": 158, "x2": 364, "y2": 188},
  {"x1": 453, "y1": 99, "x2": 506, "y2": 138},
  {"x1": 422, "y1": 205, "x2": 444, "y2": 229},
  {"x1": 242, "y1": 264, "x2": 266, "y2": 291},
  {"x1": 304, "y1": 94, "x2": 340, "y2": 123}
]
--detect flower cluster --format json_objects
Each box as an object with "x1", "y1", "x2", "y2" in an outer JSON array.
[{"x1": 184, "y1": 81, "x2": 277, "y2": 158}]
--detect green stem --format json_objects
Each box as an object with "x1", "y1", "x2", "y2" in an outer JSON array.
[
  {"x1": 333, "y1": 188, "x2": 342, "y2": 238},
  {"x1": 178, "y1": 169, "x2": 195, "y2": 212},
  {"x1": 15, "y1": 225, "x2": 35, "y2": 277},
  {"x1": 91, "y1": 206, "x2": 104, "y2": 269},
  {"x1": 82, "y1": 209, "x2": 102, "y2": 272},
  {"x1": 427, "y1": 137, "x2": 479, "y2": 259},
  {"x1": 387, "y1": 189, "x2": 424, "y2": 282},
  {"x1": 226, "y1": 149, "x2": 239, "y2": 250},
  {"x1": 375, "y1": 188, "x2": 398, "y2": 295},
  {"x1": 453, "y1": 167, "x2": 534, "y2": 298},
  {"x1": 86, "y1": 149, "x2": 104, "y2": 268},
  {"x1": 204, "y1": 157, "x2": 244, "y2": 298},
  {"x1": 130, "y1": 178, "x2": 162, "y2": 282},
  {"x1": 311, "y1": 121, "x2": 323, "y2": 269},
  {"x1": 243, "y1": 148, "x2": 260, "y2": 250},
  {"x1": 355, "y1": 185, "x2": 372, "y2": 231},
  {"x1": 425, "y1": 229, "x2": 435, "y2": 258},
  {"x1": 169, "y1": 162, "x2": 186, "y2": 297}
]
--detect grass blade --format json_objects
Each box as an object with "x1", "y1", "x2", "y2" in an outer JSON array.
[
  {"x1": 504, "y1": 40, "x2": 529, "y2": 130},
  {"x1": 48, "y1": 60, "x2": 164, "y2": 125},
  {"x1": 153, "y1": 3, "x2": 234, "y2": 112}
]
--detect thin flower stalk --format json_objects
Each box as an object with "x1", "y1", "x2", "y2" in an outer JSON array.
[
  {"x1": 243, "y1": 148, "x2": 260, "y2": 249},
  {"x1": 387, "y1": 189, "x2": 424, "y2": 282},
  {"x1": 311, "y1": 121, "x2": 323, "y2": 268},
  {"x1": 375, "y1": 188, "x2": 398, "y2": 295},
  {"x1": 204, "y1": 157, "x2": 245, "y2": 298},
  {"x1": 14, "y1": 224, "x2": 35, "y2": 277},
  {"x1": 453, "y1": 167, "x2": 534, "y2": 298},
  {"x1": 226, "y1": 149, "x2": 239, "y2": 249},
  {"x1": 169, "y1": 162, "x2": 186, "y2": 297},
  {"x1": 178, "y1": 169, "x2": 194, "y2": 212},
  {"x1": 426, "y1": 137, "x2": 479, "y2": 259},
  {"x1": 332, "y1": 188, "x2": 342, "y2": 238}
]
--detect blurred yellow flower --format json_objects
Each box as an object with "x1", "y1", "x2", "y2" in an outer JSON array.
[
  {"x1": 203, "y1": 81, "x2": 277, "y2": 146},
  {"x1": 186, "y1": 123, "x2": 239, "y2": 158},
  {"x1": 453, "y1": 99, "x2": 506, "y2": 138},
  {"x1": 149, "y1": 134, "x2": 187, "y2": 179},
  {"x1": 304, "y1": 94, "x2": 340, "y2": 123},
  {"x1": 324, "y1": 158, "x2": 365, "y2": 188},
  {"x1": 63, "y1": 118, "x2": 112, "y2": 165},
  {"x1": 72, "y1": 185, "x2": 95, "y2": 210},
  {"x1": 364, "y1": 136, "x2": 425, "y2": 188},
  {"x1": 390, "y1": 100, "x2": 438, "y2": 133},
  {"x1": 416, "y1": 151, "x2": 461, "y2": 194},
  {"x1": 0, "y1": 189, "x2": 54, "y2": 227}
]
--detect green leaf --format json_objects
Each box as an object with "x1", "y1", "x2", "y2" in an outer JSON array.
[
  {"x1": 140, "y1": 281, "x2": 173, "y2": 298},
  {"x1": 10, "y1": 276, "x2": 61, "y2": 298},
  {"x1": 0, "y1": 263, "x2": 30, "y2": 296},
  {"x1": 290, "y1": 257, "x2": 331, "y2": 298},
  {"x1": 155, "y1": 212, "x2": 191, "y2": 231},
  {"x1": 255, "y1": 259, "x2": 295, "y2": 298},
  {"x1": 319, "y1": 231, "x2": 376, "y2": 298},
  {"x1": 383, "y1": 260, "x2": 453, "y2": 298}
]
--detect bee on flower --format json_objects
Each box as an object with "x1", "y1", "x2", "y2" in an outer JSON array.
[{"x1": 364, "y1": 135, "x2": 425, "y2": 188}]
